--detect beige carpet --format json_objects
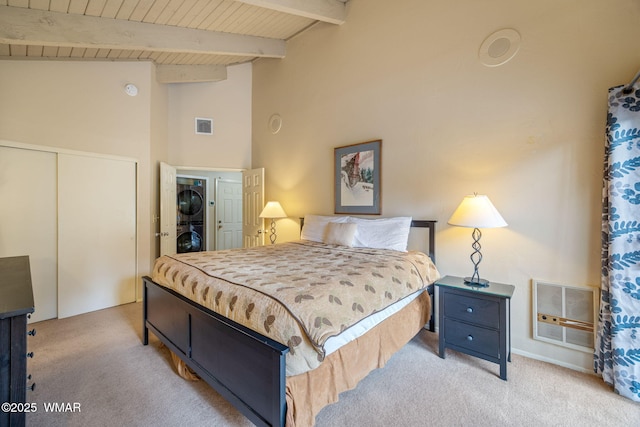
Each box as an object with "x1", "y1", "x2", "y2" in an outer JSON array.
[{"x1": 25, "y1": 302, "x2": 638, "y2": 426}]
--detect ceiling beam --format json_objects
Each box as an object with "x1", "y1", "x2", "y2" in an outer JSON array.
[
  {"x1": 0, "y1": 5, "x2": 285, "y2": 58},
  {"x1": 235, "y1": 0, "x2": 347, "y2": 25},
  {"x1": 156, "y1": 65, "x2": 227, "y2": 84}
]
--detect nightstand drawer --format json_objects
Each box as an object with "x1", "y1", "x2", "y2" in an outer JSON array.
[
  {"x1": 443, "y1": 291, "x2": 500, "y2": 328},
  {"x1": 444, "y1": 318, "x2": 500, "y2": 358}
]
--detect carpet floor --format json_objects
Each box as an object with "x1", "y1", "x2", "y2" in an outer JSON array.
[{"x1": 24, "y1": 302, "x2": 639, "y2": 426}]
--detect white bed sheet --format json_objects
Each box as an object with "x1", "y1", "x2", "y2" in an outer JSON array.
[{"x1": 323, "y1": 288, "x2": 426, "y2": 356}]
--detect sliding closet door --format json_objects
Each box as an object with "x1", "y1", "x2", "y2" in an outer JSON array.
[
  {"x1": 0, "y1": 146, "x2": 57, "y2": 322},
  {"x1": 57, "y1": 153, "x2": 136, "y2": 318}
]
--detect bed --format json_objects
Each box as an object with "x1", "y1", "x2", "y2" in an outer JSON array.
[{"x1": 142, "y1": 216, "x2": 439, "y2": 426}]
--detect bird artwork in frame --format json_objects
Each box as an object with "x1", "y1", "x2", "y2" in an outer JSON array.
[{"x1": 334, "y1": 139, "x2": 381, "y2": 214}]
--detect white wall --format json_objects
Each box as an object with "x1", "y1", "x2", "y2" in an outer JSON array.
[
  {"x1": 167, "y1": 63, "x2": 252, "y2": 169},
  {"x1": 164, "y1": 62, "x2": 252, "y2": 257},
  {"x1": 0, "y1": 59, "x2": 253, "y2": 296},
  {"x1": 251, "y1": 0, "x2": 640, "y2": 371},
  {"x1": 0, "y1": 60, "x2": 158, "y2": 294}
]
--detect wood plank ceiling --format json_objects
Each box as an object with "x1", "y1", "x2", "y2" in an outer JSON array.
[{"x1": 0, "y1": 0, "x2": 348, "y2": 82}]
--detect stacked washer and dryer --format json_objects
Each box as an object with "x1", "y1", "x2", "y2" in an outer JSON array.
[{"x1": 176, "y1": 176, "x2": 207, "y2": 253}]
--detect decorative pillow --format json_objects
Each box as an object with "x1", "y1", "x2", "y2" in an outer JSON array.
[
  {"x1": 323, "y1": 222, "x2": 358, "y2": 247},
  {"x1": 301, "y1": 215, "x2": 349, "y2": 242},
  {"x1": 347, "y1": 216, "x2": 412, "y2": 252}
]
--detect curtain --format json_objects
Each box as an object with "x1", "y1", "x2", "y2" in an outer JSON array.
[{"x1": 595, "y1": 81, "x2": 640, "y2": 401}]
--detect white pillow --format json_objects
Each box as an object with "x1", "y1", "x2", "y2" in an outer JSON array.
[
  {"x1": 301, "y1": 215, "x2": 349, "y2": 242},
  {"x1": 323, "y1": 222, "x2": 358, "y2": 247},
  {"x1": 347, "y1": 217, "x2": 412, "y2": 252}
]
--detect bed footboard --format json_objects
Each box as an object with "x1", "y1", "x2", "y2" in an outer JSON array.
[{"x1": 142, "y1": 276, "x2": 289, "y2": 427}]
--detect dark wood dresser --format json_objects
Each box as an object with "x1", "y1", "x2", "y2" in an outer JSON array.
[{"x1": 0, "y1": 256, "x2": 35, "y2": 427}]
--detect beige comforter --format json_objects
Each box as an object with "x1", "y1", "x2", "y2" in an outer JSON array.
[{"x1": 151, "y1": 240, "x2": 440, "y2": 376}]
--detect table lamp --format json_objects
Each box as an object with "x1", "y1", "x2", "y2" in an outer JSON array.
[
  {"x1": 447, "y1": 194, "x2": 507, "y2": 286},
  {"x1": 259, "y1": 201, "x2": 287, "y2": 244}
]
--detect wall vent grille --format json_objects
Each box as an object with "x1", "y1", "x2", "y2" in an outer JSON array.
[{"x1": 532, "y1": 280, "x2": 598, "y2": 353}]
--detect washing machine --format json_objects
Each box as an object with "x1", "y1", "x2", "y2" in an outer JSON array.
[
  {"x1": 177, "y1": 223, "x2": 205, "y2": 253},
  {"x1": 176, "y1": 177, "x2": 206, "y2": 253}
]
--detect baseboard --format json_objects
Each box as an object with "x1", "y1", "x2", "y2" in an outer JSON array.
[
  {"x1": 424, "y1": 326, "x2": 595, "y2": 375},
  {"x1": 510, "y1": 348, "x2": 595, "y2": 375}
]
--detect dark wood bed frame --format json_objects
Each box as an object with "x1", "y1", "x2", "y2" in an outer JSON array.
[{"x1": 142, "y1": 220, "x2": 436, "y2": 427}]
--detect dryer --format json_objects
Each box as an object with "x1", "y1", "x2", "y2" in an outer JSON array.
[
  {"x1": 177, "y1": 177, "x2": 205, "y2": 224},
  {"x1": 176, "y1": 176, "x2": 206, "y2": 253}
]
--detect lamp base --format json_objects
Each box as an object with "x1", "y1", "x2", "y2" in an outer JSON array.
[
  {"x1": 269, "y1": 219, "x2": 277, "y2": 244},
  {"x1": 463, "y1": 277, "x2": 490, "y2": 287}
]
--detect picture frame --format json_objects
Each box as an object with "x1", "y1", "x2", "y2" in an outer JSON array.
[
  {"x1": 195, "y1": 117, "x2": 213, "y2": 135},
  {"x1": 334, "y1": 139, "x2": 381, "y2": 214}
]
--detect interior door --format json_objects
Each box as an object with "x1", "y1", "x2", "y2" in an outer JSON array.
[
  {"x1": 0, "y1": 145, "x2": 57, "y2": 322},
  {"x1": 57, "y1": 153, "x2": 137, "y2": 319},
  {"x1": 215, "y1": 179, "x2": 243, "y2": 250},
  {"x1": 242, "y1": 168, "x2": 265, "y2": 247},
  {"x1": 159, "y1": 162, "x2": 177, "y2": 256}
]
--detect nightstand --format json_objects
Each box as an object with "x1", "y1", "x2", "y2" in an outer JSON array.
[{"x1": 436, "y1": 275, "x2": 515, "y2": 380}]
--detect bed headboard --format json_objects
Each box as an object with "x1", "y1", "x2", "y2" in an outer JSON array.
[
  {"x1": 298, "y1": 218, "x2": 436, "y2": 264},
  {"x1": 409, "y1": 220, "x2": 436, "y2": 264}
]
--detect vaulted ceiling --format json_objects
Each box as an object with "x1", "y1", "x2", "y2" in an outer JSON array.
[{"x1": 0, "y1": 0, "x2": 348, "y2": 82}]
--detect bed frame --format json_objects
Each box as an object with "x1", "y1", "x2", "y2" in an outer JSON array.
[{"x1": 142, "y1": 220, "x2": 436, "y2": 427}]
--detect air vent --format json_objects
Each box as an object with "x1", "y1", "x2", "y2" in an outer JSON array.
[{"x1": 533, "y1": 280, "x2": 598, "y2": 352}]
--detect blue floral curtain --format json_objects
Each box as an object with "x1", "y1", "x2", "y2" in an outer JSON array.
[{"x1": 595, "y1": 81, "x2": 640, "y2": 401}]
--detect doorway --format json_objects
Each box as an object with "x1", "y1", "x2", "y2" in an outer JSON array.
[
  {"x1": 177, "y1": 168, "x2": 241, "y2": 251},
  {"x1": 159, "y1": 163, "x2": 265, "y2": 256}
]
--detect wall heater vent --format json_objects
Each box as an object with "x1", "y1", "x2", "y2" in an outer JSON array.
[{"x1": 533, "y1": 280, "x2": 598, "y2": 353}]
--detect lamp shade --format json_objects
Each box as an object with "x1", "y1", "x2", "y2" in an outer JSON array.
[
  {"x1": 259, "y1": 201, "x2": 287, "y2": 219},
  {"x1": 447, "y1": 194, "x2": 507, "y2": 229}
]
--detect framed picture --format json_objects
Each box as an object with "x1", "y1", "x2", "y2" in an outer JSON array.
[
  {"x1": 195, "y1": 117, "x2": 213, "y2": 135},
  {"x1": 334, "y1": 139, "x2": 381, "y2": 214}
]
